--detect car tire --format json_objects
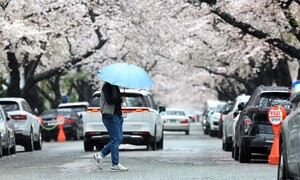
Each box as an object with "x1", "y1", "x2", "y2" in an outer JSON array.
[
  {"x1": 34, "y1": 130, "x2": 42, "y2": 150},
  {"x1": 278, "y1": 143, "x2": 290, "y2": 180},
  {"x1": 233, "y1": 143, "x2": 239, "y2": 161},
  {"x1": 84, "y1": 140, "x2": 94, "y2": 151},
  {"x1": 10, "y1": 137, "x2": 16, "y2": 154},
  {"x1": 73, "y1": 127, "x2": 80, "y2": 140},
  {"x1": 223, "y1": 137, "x2": 231, "y2": 152},
  {"x1": 185, "y1": 130, "x2": 189, "y2": 135},
  {"x1": 239, "y1": 145, "x2": 251, "y2": 163},
  {"x1": 204, "y1": 128, "x2": 209, "y2": 135},
  {"x1": 156, "y1": 133, "x2": 164, "y2": 150},
  {"x1": 0, "y1": 135, "x2": 2, "y2": 158},
  {"x1": 25, "y1": 130, "x2": 34, "y2": 152},
  {"x1": 3, "y1": 142, "x2": 10, "y2": 156},
  {"x1": 147, "y1": 137, "x2": 157, "y2": 151}
]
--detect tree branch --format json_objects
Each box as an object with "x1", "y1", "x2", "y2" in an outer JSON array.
[{"x1": 211, "y1": 7, "x2": 300, "y2": 59}]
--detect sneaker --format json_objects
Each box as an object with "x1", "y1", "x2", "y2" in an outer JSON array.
[
  {"x1": 92, "y1": 154, "x2": 102, "y2": 170},
  {"x1": 111, "y1": 163, "x2": 128, "y2": 172}
]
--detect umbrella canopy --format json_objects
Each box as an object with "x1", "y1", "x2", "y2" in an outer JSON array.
[{"x1": 97, "y1": 63, "x2": 154, "y2": 89}]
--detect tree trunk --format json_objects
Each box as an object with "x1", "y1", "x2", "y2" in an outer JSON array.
[{"x1": 6, "y1": 52, "x2": 21, "y2": 97}]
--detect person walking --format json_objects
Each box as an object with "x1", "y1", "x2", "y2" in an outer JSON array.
[{"x1": 92, "y1": 81, "x2": 128, "y2": 172}]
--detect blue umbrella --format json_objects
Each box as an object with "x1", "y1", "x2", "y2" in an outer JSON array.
[{"x1": 97, "y1": 63, "x2": 154, "y2": 89}]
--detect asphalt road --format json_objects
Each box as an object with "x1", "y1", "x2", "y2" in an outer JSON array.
[{"x1": 0, "y1": 122, "x2": 277, "y2": 180}]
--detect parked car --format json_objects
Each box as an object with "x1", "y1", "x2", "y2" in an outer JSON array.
[
  {"x1": 232, "y1": 85, "x2": 291, "y2": 163},
  {"x1": 206, "y1": 102, "x2": 226, "y2": 137},
  {"x1": 83, "y1": 89, "x2": 165, "y2": 151},
  {"x1": 222, "y1": 94, "x2": 250, "y2": 151},
  {"x1": 40, "y1": 108, "x2": 83, "y2": 141},
  {"x1": 218, "y1": 101, "x2": 233, "y2": 138},
  {"x1": 0, "y1": 105, "x2": 16, "y2": 157},
  {"x1": 0, "y1": 98, "x2": 42, "y2": 152},
  {"x1": 278, "y1": 83, "x2": 300, "y2": 179},
  {"x1": 201, "y1": 100, "x2": 221, "y2": 135},
  {"x1": 161, "y1": 108, "x2": 190, "y2": 135}
]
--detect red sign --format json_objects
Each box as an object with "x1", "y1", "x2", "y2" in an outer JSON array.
[{"x1": 268, "y1": 105, "x2": 287, "y2": 126}]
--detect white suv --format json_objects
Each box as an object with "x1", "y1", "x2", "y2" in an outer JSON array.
[
  {"x1": 0, "y1": 98, "x2": 42, "y2": 151},
  {"x1": 83, "y1": 89, "x2": 165, "y2": 151}
]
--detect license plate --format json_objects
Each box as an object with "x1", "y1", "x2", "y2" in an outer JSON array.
[
  {"x1": 122, "y1": 113, "x2": 127, "y2": 118},
  {"x1": 170, "y1": 119, "x2": 176, "y2": 123},
  {"x1": 47, "y1": 122, "x2": 57, "y2": 126}
]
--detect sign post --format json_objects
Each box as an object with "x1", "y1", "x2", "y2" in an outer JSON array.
[{"x1": 267, "y1": 105, "x2": 287, "y2": 165}]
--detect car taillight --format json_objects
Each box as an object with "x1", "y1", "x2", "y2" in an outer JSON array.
[
  {"x1": 64, "y1": 119, "x2": 74, "y2": 124},
  {"x1": 243, "y1": 119, "x2": 253, "y2": 133},
  {"x1": 10, "y1": 114, "x2": 27, "y2": 120},
  {"x1": 86, "y1": 108, "x2": 100, "y2": 113},
  {"x1": 122, "y1": 108, "x2": 150, "y2": 113},
  {"x1": 181, "y1": 119, "x2": 189, "y2": 124}
]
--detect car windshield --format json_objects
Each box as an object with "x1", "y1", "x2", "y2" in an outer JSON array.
[
  {"x1": 58, "y1": 106, "x2": 86, "y2": 112},
  {"x1": 258, "y1": 92, "x2": 291, "y2": 109},
  {"x1": 0, "y1": 101, "x2": 19, "y2": 112},
  {"x1": 90, "y1": 94, "x2": 100, "y2": 107},
  {"x1": 215, "y1": 104, "x2": 226, "y2": 113},
  {"x1": 41, "y1": 109, "x2": 72, "y2": 118},
  {"x1": 161, "y1": 110, "x2": 185, "y2": 116}
]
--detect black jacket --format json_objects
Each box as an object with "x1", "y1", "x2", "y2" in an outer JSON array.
[{"x1": 102, "y1": 82, "x2": 122, "y2": 116}]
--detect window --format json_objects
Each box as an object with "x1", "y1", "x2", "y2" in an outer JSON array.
[
  {"x1": 0, "y1": 101, "x2": 19, "y2": 112},
  {"x1": 123, "y1": 93, "x2": 146, "y2": 107}
]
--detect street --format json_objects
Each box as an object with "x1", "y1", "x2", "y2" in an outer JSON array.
[{"x1": 0, "y1": 122, "x2": 277, "y2": 180}]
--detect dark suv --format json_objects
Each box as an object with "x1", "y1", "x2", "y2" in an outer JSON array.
[{"x1": 233, "y1": 85, "x2": 291, "y2": 163}]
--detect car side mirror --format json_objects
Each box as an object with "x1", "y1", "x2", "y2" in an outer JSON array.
[
  {"x1": 237, "y1": 102, "x2": 245, "y2": 110},
  {"x1": 159, "y1": 106, "x2": 166, "y2": 113},
  {"x1": 6, "y1": 115, "x2": 11, "y2": 121},
  {"x1": 78, "y1": 113, "x2": 83, "y2": 118},
  {"x1": 33, "y1": 108, "x2": 39, "y2": 115},
  {"x1": 291, "y1": 81, "x2": 300, "y2": 102}
]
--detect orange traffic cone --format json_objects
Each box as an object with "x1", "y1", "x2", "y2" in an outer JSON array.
[
  {"x1": 268, "y1": 125, "x2": 280, "y2": 165},
  {"x1": 57, "y1": 115, "x2": 66, "y2": 142},
  {"x1": 268, "y1": 105, "x2": 287, "y2": 165}
]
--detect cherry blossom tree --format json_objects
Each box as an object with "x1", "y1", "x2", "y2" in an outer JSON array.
[{"x1": 1, "y1": 0, "x2": 299, "y2": 112}]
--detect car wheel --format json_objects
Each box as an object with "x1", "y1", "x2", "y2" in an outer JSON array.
[
  {"x1": 233, "y1": 143, "x2": 239, "y2": 161},
  {"x1": 185, "y1": 130, "x2": 189, "y2": 135},
  {"x1": 278, "y1": 143, "x2": 290, "y2": 180},
  {"x1": 3, "y1": 134, "x2": 11, "y2": 156},
  {"x1": 84, "y1": 140, "x2": 94, "y2": 151},
  {"x1": 239, "y1": 145, "x2": 250, "y2": 163},
  {"x1": 10, "y1": 136, "x2": 16, "y2": 154},
  {"x1": 0, "y1": 135, "x2": 2, "y2": 158},
  {"x1": 34, "y1": 130, "x2": 42, "y2": 150},
  {"x1": 223, "y1": 137, "x2": 231, "y2": 152},
  {"x1": 204, "y1": 128, "x2": 209, "y2": 135},
  {"x1": 25, "y1": 130, "x2": 34, "y2": 152},
  {"x1": 0, "y1": 142, "x2": 2, "y2": 158},
  {"x1": 3, "y1": 142, "x2": 11, "y2": 156},
  {"x1": 156, "y1": 133, "x2": 164, "y2": 150},
  {"x1": 73, "y1": 127, "x2": 80, "y2": 140},
  {"x1": 147, "y1": 137, "x2": 157, "y2": 151}
]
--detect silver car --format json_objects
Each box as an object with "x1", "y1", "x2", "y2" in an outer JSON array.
[
  {"x1": 222, "y1": 94, "x2": 250, "y2": 151},
  {"x1": 161, "y1": 108, "x2": 190, "y2": 135},
  {"x1": 0, "y1": 105, "x2": 16, "y2": 157},
  {"x1": 278, "y1": 84, "x2": 300, "y2": 179},
  {"x1": 0, "y1": 98, "x2": 42, "y2": 152}
]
